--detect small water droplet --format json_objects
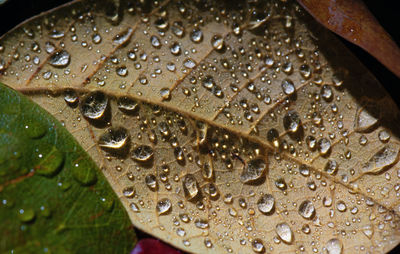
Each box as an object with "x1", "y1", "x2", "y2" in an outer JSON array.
[
  {"x1": 190, "y1": 29, "x2": 203, "y2": 43},
  {"x1": 18, "y1": 208, "x2": 36, "y2": 223},
  {"x1": 281, "y1": 79, "x2": 295, "y2": 95},
  {"x1": 145, "y1": 174, "x2": 158, "y2": 191},
  {"x1": 283, "y1": 111, "x2": 301, "y2": 133}
]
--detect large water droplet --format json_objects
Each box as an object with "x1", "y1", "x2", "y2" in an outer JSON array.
[
  {"x1": 283, "y1": 111, "x2": 301, "y2": 133},
  {"x1": 113, "y1": 28, "x2": 133, "y2": 46},
  {"x1": 156, "y1": 198, "x2": 171, "y2": 215},
  {"x1": 361, "y1": 145, "x2": 399, "y2": 174},
  {"x1": 98, "y1": 127, "x2": 130, "y2": 152},
  {"x1": 211, "y1": 35, "x2": 224, "y2": 50},
  {"x1": 281, "y1": 79, "x2": 295, "y2": 95},
  {"x1": 49, "y1": 50, "x2": 70, "y2": 68},
  {"x1": 80, "y1": 91, "x2": 108, "y2": 120},
  {"x1": 275, "y1": 222, "x2": 293, "y2": 244},
  {"x1": 318, "y1": 138, "x2": 331, "y2": 156},
  {"x1": 131, "y1": 145, "x2": 154, "y2": 162},
  {"x1": 252, "y1": 239, "x2": 265, "y2": 253},
  {"x1": 194, "y1": 218, "x2": 209, "y2": 229},
  {"x1": 355, "y1": 108, "x2": 378, "y2": 132},
  {"x1": 325, "y1": 238, "x2": 343, "y2": 254},
  {"x1": 145, "y1": 174, "x2": 158, "y2": 191},
  {"x1": 190, "y1": 29, "x2": 203, "y2": 43},
  {"x1": 35, "y1": 146, "x2": 64, "y2": 177},
  {"x1": 150, "y1": 35, "x2": 161, "y2": 48},
  {"x1": 183, "y1": 174, "x2": 199, "y2": 200},
  {"x1": 117, "y1": 96, "x2": 138, "y2": 112},
  {"x1": 257, "y1": 194, "x2": 274, "y2": 214},
  {"x1": 240, "y1": 158, "x2": 267, "y2": 184},
  {"x1": 324, "y1": 160, "x2": 338, "y2": 175},
  {"x1": 298, "y1": 200, "x2": 315, "y2": 219},
  {"x1": 18, "y1": 208, "x2": 36, "y2": 223}
]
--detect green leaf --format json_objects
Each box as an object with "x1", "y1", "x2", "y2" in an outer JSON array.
[{"x1": 0, "y1": 82, "x2": 136, "y2": 253}]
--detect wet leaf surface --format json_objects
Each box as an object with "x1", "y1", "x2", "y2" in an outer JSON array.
[
  {"x1": 1, "y1": 0, "x2": 400, "y2": 253},
  {"x1": 0, "y1": 83, "x2": 136, "y2": 253},
  {"x1": 296, "y1": 0, "x2": 400, "y2": 78}
]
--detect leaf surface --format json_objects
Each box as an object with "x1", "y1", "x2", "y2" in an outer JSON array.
[
  {"x1": 0, "y1": 82, "x2": 136, "y2": 253},
  {"x1": 1, "y1": 0, "x2": 400, "y2": 253}
]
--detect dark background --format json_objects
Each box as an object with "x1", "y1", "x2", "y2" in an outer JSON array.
[{"x1": 0, "y1": 0, "x2": 399, "y2": 253}]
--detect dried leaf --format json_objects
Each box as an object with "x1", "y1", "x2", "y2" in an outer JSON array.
[
  {"x1": 1, "y1": 0, "x2": 400, "y2": 253},
  {"x1": 296, "y1": 0, "x2": 400, "y2": 78}
]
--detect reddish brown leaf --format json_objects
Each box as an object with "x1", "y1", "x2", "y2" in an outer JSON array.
[{"x1": 297, "y1": 0, "x2": 400, "y2": 78}]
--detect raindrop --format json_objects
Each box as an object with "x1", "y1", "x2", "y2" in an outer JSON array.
[
  {"x1": 183, "y1": 58, "x2": 196, "y2": 69},
  {"x1": 131, "y1": 145, "x2": 154, "y2": 162},
  {"x1": 321, "y1": 85, "x2": 333, "y2": 101},
  {"x1": 361, "y1": 145, "x2": 399, "y2": 174},
  {"x1": 92, "y1": 34, "x2": 102, "y2": 44},
  {"x1": 283, "y1": 111, "x2": 301, "y2": 133},
  {"x1": 211, "y1": 35, "x2": 224, "y2": 50},
  {"x1": 275, "y1": 222, "x2": 293, "y2": 244},
  {"x1": 64, "y1": 89, "x2": 79, "y2": 105},
  {"x1": 257, "y1": 194, "x2": 275, "y2": 214},
  {"x1": 156, "y1": 198, "x2": 172, "y2": 215},
  {"x1": 298, "y1": 200, "x2": 315, "y2": 219},
  {"x1": 98, "y1": 127, "x2": 130, "y2": 151},
  {"x1": 80, "y1": 91, "x2": 108, "y2": 120},
  {"x1": 326, "y1": 238, "x2": 343, "y2": 254},
  {"x1": 49, "y1": 50, "x2": 70, "y2": 68},
  {"x1": 194, "y1": 218, "x2": 209, "y2": 229},
  {"x1": 318, "y1": 138, "x2": 331, "y2": 156},
  {"x1": 240, "y1": 158, "x2": 267, "y2": 184},
  {"x1": 324, "y1": 160, "x2": 338, "y2": 175},
  {"x1": 183, "y1": 174, "x2": 199, "y2": 200},
  {"x1": 145, "y1": 174, "x2": 158, "y2": 191},
  {"x1": 281, "y1": 79, "x2": 295, "y2": 95},
  {"x1": 336, "y1": 200, "x2": 347, "y2": 212},
  {"x1": 117, "y1": 96, "x2": 138, "y2": 112},
  {"x1": 122, "y1": 186, "x2": 135, "y2": 198},
  {"x1": 116, "y1": 66, "x2": 128, "y2": 77},
  {"x1": 252, "y1": 239, "x2": 265, "y2": 253},
  {"x1": 299, "y1": 64, "x2": 311, "y2": 78},
  {"x1": 202, "y1": 76, "x2": 215, "y2": 90},
  {"x1": 190, "y1": 29, "x2": 203, "y2": 43},
  {"x1": 18, "y1": 208, "x2": 36, "y2": 223},
  {"x1": 355, "y1": 108, "x2": 378, "y2": 132},
  {"x1": 150, "y1": 35, "x2": 161, "y2": 48},
  {"x1": 113, "y1": 28, "x2": 133, "y2": 46}
]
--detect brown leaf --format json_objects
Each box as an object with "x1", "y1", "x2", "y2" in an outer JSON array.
[
  {"x1": 296, "y1": 0, "x2": 400, "y2": 78},
  {"x1": 1, "y1": 0, "x2": 400, "y2": 253}
]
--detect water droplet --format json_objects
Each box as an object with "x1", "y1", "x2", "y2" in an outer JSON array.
[
  {"x1": 194, "y1": 218, "x2": 209, "y2": 229},
  {"x1": 64, "y1": 89, "x2": 79, "y2": 105},
  {"x1": 211, "y1": 35, "x2": 224, "y2": 50},
  {"x1": 35, "y1": 146, "x2": 64, "y2": 177},
  {"x1": 362, "y1": 145, "x2": 399, "y2": 174},
  {"x1": 123, "y1": 186, "x2": 135, "y2": 198},
  {"x1": 159, "y1": 88, "x2": 171, "y2": 101},
  {"x1": 275, "y1": 178, "x2": 287, "y2": 190},
  {"x1": 324, "y1": 160, "x2": 338, "y2": 175},
  {"x1": 170, "y1": 42, "x2": 181, "y2": 55},
  {"x1": 298, "y1": 200, "x2": 315, "y2": 219},
  {"x1": 150, "y1": 35, "x2": 161, "y2": 48},
  {"x1": 257, "y1": 194, "x2": 274, "y2": 214},
  {"x1": 18, "y1": 208, "x2": 35, "y2": 223},
  {"x1": 71, "y1": 160, "x2": 97, "y2": 186},
  {"x1": 156, "y1": 198, "x2": 171, "y2": 215},
  {"x1": 172, "y1": 21, "x2": 184, "y2": 38},
  {"x1": 25, "y1": 121, "x2": 46, "y2": 139},
  {"x1": 183, "y1": 58, "x2": 196, "y2": 69},
  {"x1": 183, "y1": 174, "x2": 199, "y2": 200},
  {"x1": 130, "y1": 202, "x2": 140, "y2": 212},
  {"x1": 362, "y1": 225, "x2": 374, "y2": 239},
  {"x1": 321, "y1": 85, "x2": 333, "y2": 101},
  {"x1": 98, "y1": 127, "x2": 130, "y2": 152},
  {"x1": 283, "y1": 111, "x2": 301, "y2": 133},
  {"x1": 267, "y1": 128, "x2": 280, "y2": 148},
  {"x1": 204, "y1": 238, "x2": 213, "y2": 248},
  {"x1": 355, "y1": 108, "x2": 378, "y2": 132},
  {"x1": 252, "y1": 239, "x2": 265, "y2": 253},
  {"x1": 299, "y1": 64, "x2": 311, "y2": 78},
  {"x1": 202, "y1": 75, "x2": 215, "y2": 90},
  {"x1": 281, "y1": 79, "x2": 295, "y2": 95},
  {"x1": 326, "y1": 238, "x2": 343, "y2": 254},
  {"x1": 80, "y1": 91, "x2": 108, "y2": 120},
  {"x1": 116, "y1": 66, "x2": 128, "y2": 77},
  {"x1": 145, "y1": 174, "x2": 158, "y2": 191},
  {"x1": 190, "y1": 29, "x2": 203, "y2": 43},
  {"x1": 378, "y1": 130, "x2": 390, "y2": 143},
  {"x1": 299, "y1": 164, "x2": 310, "y2": 176},
  {"x1": 49, "y1": 50, "x2": 70, "y2": 68},
  {"x1": 318, "y1": 138, "x2": 331, "y2": 156},
  {"x1": 113, "y1": 28, "x2": 133, "y2": 46},
  {"x1": 131, "y1": 145, "x2": 154, "y2": 162},
  {"x1": 117, "y1": 96, "x2": 138, "y2": 112},
  {"x1": 336, "y1": 200, "x2": 347, "y2": 212},
  {"x1": 92, "y1": 34, "x2": 102, "y2": 44},
  {"x1": 240, "y1": 158, "x2": 267, "y2": 183},
  {"x1": 275, "y1": 222, "x2": 293, "y2": 244}
]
